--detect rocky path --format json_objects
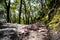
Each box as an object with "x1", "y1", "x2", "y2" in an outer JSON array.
[
  {"x1": 0, "y1": 23, "x2": 48, "y2": 40},
  {"x1": 0, "y1": 23, "x2": 60, "y2": 40},
  {"x1": 22, "y1": 27, "x2": 48, "y2": 40}
]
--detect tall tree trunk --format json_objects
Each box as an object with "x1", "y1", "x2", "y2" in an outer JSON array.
[
  {"x1": 28, "y1": 0, "x2": 33, "y2": 24},
  {"x1": 23, "y1": 15, "x2": 25, "y2": 24},
  {"x1": 27, "y1": 13, "x2": 30, "y2": 24},
  {"x1": 23, "y1": 0, "x2": 27, "y2": 24},
  {"x1": 5, "y1": 0, "x2": 10, "y2": 23},
  {"x1": 19, "y1": 0, "x2": 22, "y2": 24},
  {"x1": 27, "y1": 0, "x2": 31, "y2": 24}
]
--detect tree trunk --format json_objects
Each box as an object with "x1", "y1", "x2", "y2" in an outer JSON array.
[
  {"x1": 19, "y1": 0, "x2": 22, "y2": 24},
  {"x1": 5, "y1": 0, "x2": 10, "y2": 23},
  {"x1": 23, "y1": 0, "x2": 27, "y2": 24},
  {"x1": 28, "y1": 0, "x2": 33, "y2": 24}
]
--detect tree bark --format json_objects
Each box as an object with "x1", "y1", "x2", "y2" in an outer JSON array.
[
  {"x1": 19, "y1": 0, "x2": 22, "y2": 24},
  {"x1": 28, "y1": 0, "x2": 33, "y2": 24},
  {"x1": 5, "y1": 0, "x2": 10, "y2": 23},
  {"x1": 23, "y1": 0, "x2": 27, "y2": 24}
]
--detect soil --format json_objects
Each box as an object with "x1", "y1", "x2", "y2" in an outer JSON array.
[{"x1": 0, "y1": 23, "x2": 60, "y2": 40}]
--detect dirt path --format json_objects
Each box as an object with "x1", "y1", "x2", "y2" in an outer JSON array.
[
  {"x1": 1, "y1": 23, "x2": 60, "y2": 40},
  {"x1": 22, "y1": 27, "x2": 48, "y2": 40}
]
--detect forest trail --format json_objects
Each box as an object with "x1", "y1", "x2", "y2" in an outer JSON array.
[
  {"x1": 22, "y1": 27, "x2": 48, "y2": 40},
  {"x1": 0, "y1": 23, "x2": 60, "y2": 40},
  {"x1": 0, "y1": 23, "x2": 48, "y2": 40}
]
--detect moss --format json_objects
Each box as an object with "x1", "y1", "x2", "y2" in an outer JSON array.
[
  {"x1": 49, "y1": 14, "x2": 60, "y2": 24},
  {"x1": 48, "y1": 14, "x2": 60, "y2": 30},
  {"x1": 41, "y1": 15, "x2": 48, "y2": 22}
]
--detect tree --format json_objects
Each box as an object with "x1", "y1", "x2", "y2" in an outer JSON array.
[
  {"x1": 23, "y1": 0, "x2": 27, "y2": 24},
  {"x1": 19, "y1": 0, "x2": 22, "y2": 24},
  {"x1": 4, "y1": 0, "x2": 11, "y2": 22}
]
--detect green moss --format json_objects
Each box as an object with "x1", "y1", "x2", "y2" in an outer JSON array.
[
  {"x1": 49, "y1": 14, "x2": 60, "y2": 24},
  {"x1": 41, "y1": 15, "x2": 48, "y2": 22},
  {"x1": 49, "y1": 14, "x2": 60, "y2": 30}
]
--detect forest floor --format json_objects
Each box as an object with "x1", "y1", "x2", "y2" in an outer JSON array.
[
  {"x1": 0, "y1": 23, "x2": 60, "y2": 40},
  {"x1": 22, "y1": 27, "x2": 48, "y2": 40}
]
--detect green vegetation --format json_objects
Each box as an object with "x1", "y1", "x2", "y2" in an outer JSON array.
[{"x1": 0, "y1": 0, "x2": 60, "y2": 30}]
